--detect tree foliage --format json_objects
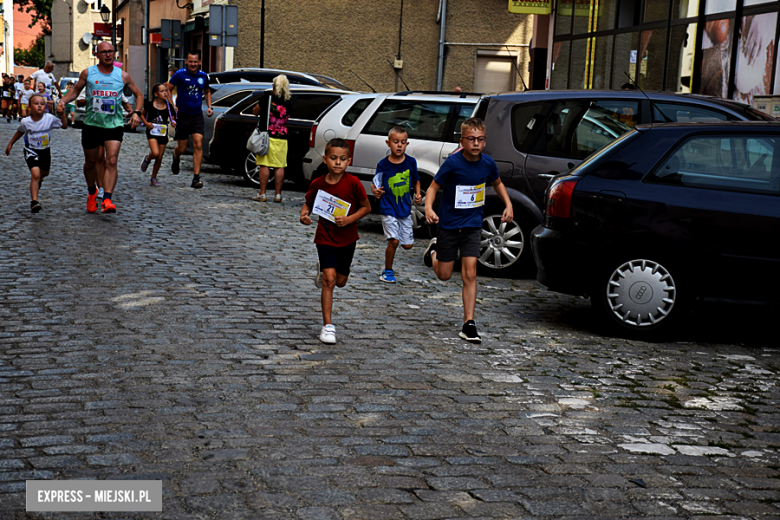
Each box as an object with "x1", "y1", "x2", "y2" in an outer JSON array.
[
  {"x1": 14, "y1": 37, "x2": 46, "y2": 68},
  {"x1": 13, "y1": 0, "x2": 52, "y2": 32}
]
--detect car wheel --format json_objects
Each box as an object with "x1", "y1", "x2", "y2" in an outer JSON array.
[
  {"x1": 592, "y1": 258, "x2": 683, "y2": 337},
  {"x1": 242, "y1": 151, "x2": 274, "y2": 188},
  {"x1": 477, "y1": 211, "x2": 533, "y2": 277}
]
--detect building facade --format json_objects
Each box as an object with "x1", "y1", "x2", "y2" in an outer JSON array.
[
  {"x1": 234, "y1": 0, "x2": 534, "y2": 93},
  {"x1": 548, "y1": 0, "x2": 780, "y2": 104}
]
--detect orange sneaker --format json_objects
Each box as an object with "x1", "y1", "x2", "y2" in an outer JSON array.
[
  {"x1": 87, "y1": 191, "x2": 98, "y2": 213},
  {"x1": 101, "y1": 199, "x2": 116, "y2": 213}
]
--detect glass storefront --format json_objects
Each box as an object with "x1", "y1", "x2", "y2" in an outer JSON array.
[{"x1": 550, "y1": 0, "x2": 780, "y2": 105}]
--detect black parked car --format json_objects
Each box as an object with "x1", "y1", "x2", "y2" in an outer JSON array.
[
  {"x1": 532, "y1": 121, "x2": 780, "y2": 337},
  {"x1": 474, "y1": 90, "x2": 774, "y2": 276},
  {"x1": 208, "y1": 87, "x2": 353, "y2": 187},
  {"x1": 209, "y1": 68, "x2": 349, "y2": 90}
]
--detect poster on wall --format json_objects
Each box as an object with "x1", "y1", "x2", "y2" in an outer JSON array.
[
  {"x1": 509, "y1": 0, "x2": 552, "y2": 14},
  {"x1": 733, "y1": 12, "x2": 777, "y2": 104},
  {"x1": 700, "y1": 19, "x2": 732, "y2": 98}
]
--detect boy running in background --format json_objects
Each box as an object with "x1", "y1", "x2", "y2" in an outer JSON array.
[
  {"x1": 19, "y1": 80, "x2": 35, "y2": 118},
  {"x1": 1, "y1": 75, "x2": 16, "y2": 122},
  {"x1": 423, "y1": 117, "x2": 513, "y2": 343},
  {"x1": 370, "y1": 126, "x2": 421, "y2": 283},
  {"x1": 300, "y1": 138, "x2": 371, "y2": 344},
  {"x1": 5, "y1": 94, "x2": 69, "y2": 212}
]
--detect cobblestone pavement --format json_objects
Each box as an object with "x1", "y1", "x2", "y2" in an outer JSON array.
[{"x1": 1, "y1": 122, "x2": 780, "y2": 520}]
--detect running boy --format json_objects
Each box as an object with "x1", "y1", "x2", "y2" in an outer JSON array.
[
  {"x1": 423, "y1": 117, "x2": 513, "y2": 343},
  {"x1": 370, "y1": 126, "x2": 421, "y2": 283},
  {"x1": 1, "y1": 75, "x2": 16, "y2": 122},
  {"x1": 300, "y1": 138, "x2": 371, "y2": 344},
  {"x1": 5, "y1": 94, "x2": 69, "y2": 213},
  {"x1": 19, "y1": 80, "x2": 34, "y2": 118}
]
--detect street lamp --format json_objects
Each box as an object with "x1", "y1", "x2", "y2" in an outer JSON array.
[
  {"x1": 99, "y1": 5, "x2": 116, "y2": 49},
  {"x1": 99, "y1": 5, "x2": 110, "y2": 23}
]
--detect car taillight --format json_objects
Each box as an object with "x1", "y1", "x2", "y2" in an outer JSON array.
[
  {"x1": 309, "y1": 123, "x2": 318, "y2": 148},
  {"x1": 546, "y1": 178, "x2": 578, "y2": 219},
  {"x1": 214, "y1": 118, "x2": 225, "y2": 132},
  {"x1": 346, "y1": 139, "x2": 356, "y2": 160}
]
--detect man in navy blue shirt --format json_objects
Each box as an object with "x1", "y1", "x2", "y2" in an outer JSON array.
[
  {"x1": 165, "y1": 52, "x2": 212, "y2": 189},
  {"x1": 423, "y1": 118, "x2": 513, "y2": 343}
]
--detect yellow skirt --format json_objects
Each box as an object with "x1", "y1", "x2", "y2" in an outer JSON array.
[{"x1": 255, "y1": 137, "x2": 288, "y2": 168}]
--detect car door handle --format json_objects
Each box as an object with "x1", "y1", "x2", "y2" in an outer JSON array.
[{"x1": 538, "y1": 172, "x2": 558, "y2": 180}]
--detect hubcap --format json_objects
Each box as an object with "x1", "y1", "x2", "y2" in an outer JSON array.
[
  {"x1": 478, "y1": 215, "x2": 524, "y2": 270},
  {"x1": 411, "y1": 194, "x2": 425, "y2": 230},
  {"x1": 606, "y1": 259, "x2": 676, "y2": 327}
]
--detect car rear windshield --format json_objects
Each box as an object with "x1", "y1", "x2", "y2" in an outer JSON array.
[{"x1": 570, "y1": 129, "x2": 641, "y2": 176}]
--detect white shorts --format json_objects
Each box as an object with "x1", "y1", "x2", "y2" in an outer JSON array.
[{"x1": 381, "y1": 215, "x2": 414, "y2": 246}]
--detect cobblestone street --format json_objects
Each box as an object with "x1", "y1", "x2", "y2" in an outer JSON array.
[{"x1": 2, "y1": 122, "x2": 780, "y2": 519}]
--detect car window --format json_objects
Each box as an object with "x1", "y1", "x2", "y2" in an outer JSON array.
[
  {"x1": 341, "y1": 98, "x2": 372, "y2": 126},
  {"x1": 449, "y1": 104, "x2": 476, "y2": 143},
  {"x1": 533, "y1": 100, "x2": 635, "y2": 159},
  {"x1": 649, "y1": 135, "x2": 780, "y2": 195},
  {"x1": 290, "y1": 94, "x2": 341, "y2": 120},
  {"x1": 511, "y1": 101, "x2": 554, "y2": 153},
  {"x1": 213, "y1": 91, "x2": 252, "y2": 108},
  {"x1": 364, "y1": 100, "x2": 459, "y2": 141},
  {"x1": 653, "y1": 103, "x2": 733, "y2": 123}
]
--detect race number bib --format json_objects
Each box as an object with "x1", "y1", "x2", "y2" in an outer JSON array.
[
  {"x1": 33, "y1": 134, "x2": 50, "y2": 148},
  {"x1": 150, "y1": 124, "x2": 167, "y2": 137},
  {"x1": 92, "y1": 98, "x2": 116, "y2": 114},
  {"x1": 312, "y1": 190, "x2": 351, "y2": 223},
  {"x1": 2, "y1": 91, "x2": 11, "y2": 98},
  {"x1": 454, "y1": 183, "x2": 485, "y2": 209}
]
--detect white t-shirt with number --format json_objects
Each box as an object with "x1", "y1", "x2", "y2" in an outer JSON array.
[{"x1": 18, "y1": 114, "x2": 63, "y2": 150}]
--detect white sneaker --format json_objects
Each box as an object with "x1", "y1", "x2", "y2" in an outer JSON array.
[
  {"x1": 97, "y1": 187, "x2": 104, "y2": 199},
  {"x1": 314, "y1": 260, "x2": 322, "y2": 288},
  {"x1": 319, "y1": 324, "x2": 336, "y2": 344}
]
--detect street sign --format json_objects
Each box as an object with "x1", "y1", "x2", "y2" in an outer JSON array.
[
  {"x1": 160, "y1": 19, "x2": 182, "y2": 49},
  {"x1": 208, "y1": 5, "x2": 238, "y2": 47},
  {"x1": 93, "y1": 23, "x2": 124, "y2": 39}
]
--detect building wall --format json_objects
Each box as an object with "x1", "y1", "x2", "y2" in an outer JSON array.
[
  {"x1": 50, "y1": 0, "x2": 110, "y2": 77},
  {"x1": 235, "y1": 0, "x2": 531, "y2": 93}
]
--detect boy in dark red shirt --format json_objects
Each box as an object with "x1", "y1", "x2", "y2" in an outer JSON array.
[{"x1": 301, "y1": 138, "x2": 371, "y2": 344}]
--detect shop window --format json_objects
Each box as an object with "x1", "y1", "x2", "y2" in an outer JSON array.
[
  {"x1": 556, "y1": 3, "x2": 572, "y2": 35},
  {"x1": 645, "y1": 0, "x2": 669, "y2": 22},
  {"x1": 672, "y1": 0, "x2": 699, "y2": 18},
  {"x1": 705, "y1": 0, "x2": 736, "y2": 15},
  {"x1": 591, "y1": 36, "x2": 614, "y2": 89},
  {"x1": 700, "y1": 19, "x2": 733, "y2": 98},
  {"x1": 637, "y1": 28, "x2": 668, "y2": 90},
  {"x1": 570, "y1": 39, "x2": 589, "y2": 88},
  {"x1": 732, "y1": 12, "x2": 777, "y2": 105},
  {"x1": 613, "y1": 32, "x2": 640, "y2": 88},
  {"x1": 551, "y1": 41, "x2": 571, "y2": 89},
  {"x1": 618, "y1": 0, "x2": 639, "y2": 28},
  {"x1": 666, "y1": 23, "x2": 697, "y2": 91}
]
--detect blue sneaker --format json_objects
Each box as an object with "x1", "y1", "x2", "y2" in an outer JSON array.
[{"x1": 380, "y1": 269, "x2": 397, "y2": 283}]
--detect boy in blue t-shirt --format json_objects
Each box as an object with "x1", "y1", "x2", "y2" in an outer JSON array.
[
  {"x1": 422, "y1": 118, "x2": 513, "y2": 343},
  {"x1": 371, "y1": 127, "x2": 422, "y2": 283}
]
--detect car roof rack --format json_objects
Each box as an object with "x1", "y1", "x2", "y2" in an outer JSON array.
[{"x1": 394, "y1": 90, "x2": 482, "y2": 98}]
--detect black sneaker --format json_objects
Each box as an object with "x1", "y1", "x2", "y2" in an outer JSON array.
[
  {"x1": 191, "y1": 175, "x2": 203, "y2": 189},
  {"x1": 30, "y1": 201, "x2": 42, "y2": 213},
  {"x1": 171, "y1": 155, "x2": 180, "y2": 175},
  {"x1": 423, "y1": 238, "x2": 437, "y2": 268},
  {"x1": 459, "y1": 320, "x2": 481, "y2": 343}
]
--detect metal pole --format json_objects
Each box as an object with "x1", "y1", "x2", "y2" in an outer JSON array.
[
  {"x1": 436, "y1": 0, "x2": 447, "y2": 90},
  {"x1": 222, "y1": 6, "x2": 226, "y2": 72},
  {"x1": 111, "y1": 0, "x2": 117, "y2": 50},
  {"x1": 260, "y1": 0, "x2": 265, "y2": 67},
  {"x1": 144, "y1": 0, "x2": 150, "y2": 97}
]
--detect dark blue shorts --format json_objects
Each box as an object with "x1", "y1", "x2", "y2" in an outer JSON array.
[
  {"x1": 436, "y1": 226, "x2": 481, "y2": 263},
  {"x1": 316, "y1": 243, "x2": 357, "y2": 276}
]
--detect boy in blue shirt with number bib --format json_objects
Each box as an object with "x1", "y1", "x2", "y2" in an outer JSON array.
[
  {"x1": 371, "y1": 127, "x2": 422, "y2": 283},
  {"x1": 423, "y1": 118, "x2": 513, "y2": 343}
]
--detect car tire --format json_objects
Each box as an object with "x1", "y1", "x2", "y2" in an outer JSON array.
[
  {"x1": 242, "y1": 151, "x2": 274, "y2": 188},
  {"x1": 477, "y1": 207, "x2": 535, "y2": 277},
  {"x1": 591, "y1": 257, "x2": 685, "y2": 338}
]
